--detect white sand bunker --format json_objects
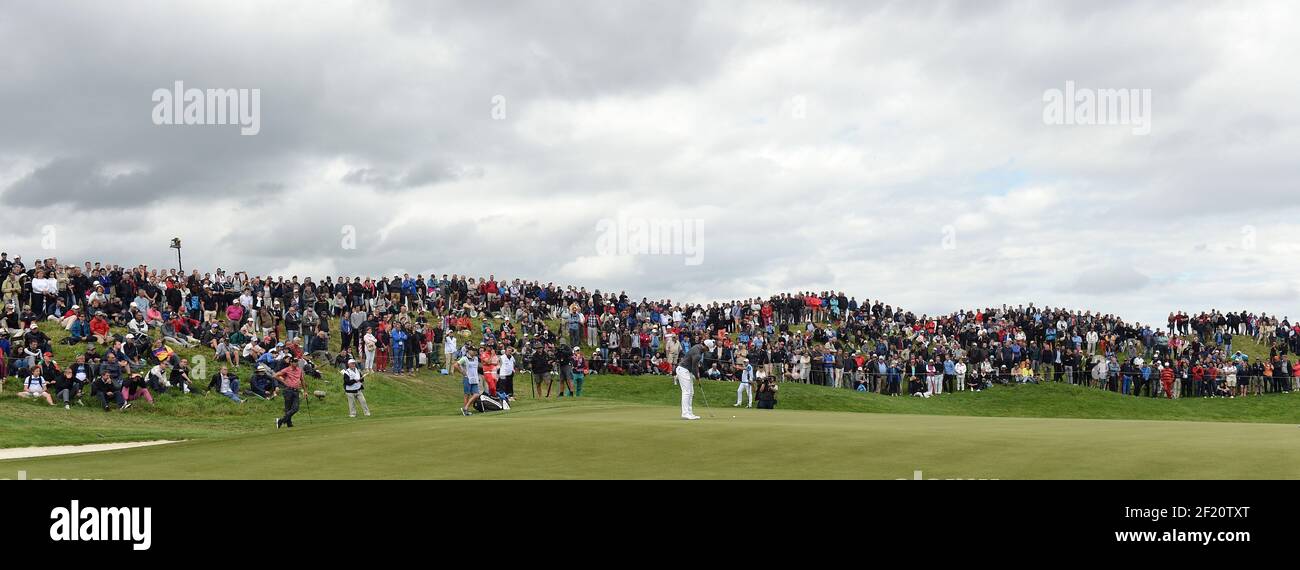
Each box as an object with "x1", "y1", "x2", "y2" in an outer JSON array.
[{"x1": 0, "y1": 440, "x2": 179, "y2": 460}]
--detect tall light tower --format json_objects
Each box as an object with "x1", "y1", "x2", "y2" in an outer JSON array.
[{"x1": 170, "y1": 237, "x2": 183, "y2": 274}]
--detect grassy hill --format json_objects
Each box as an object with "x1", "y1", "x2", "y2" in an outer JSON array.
[{"x1": 2, "y1": 317, "x2": 1298, "y2": 450}]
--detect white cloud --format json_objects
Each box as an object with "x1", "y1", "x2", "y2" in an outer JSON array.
[{"x1": 0, "y1": 0, "x2": 1298, "y2": 324}]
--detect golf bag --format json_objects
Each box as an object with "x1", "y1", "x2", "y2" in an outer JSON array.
[{"x1": 472, "y1": 393, "x2": 510, "y2": 413}]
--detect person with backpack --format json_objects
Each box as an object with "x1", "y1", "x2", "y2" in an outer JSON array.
[
  {"x1": 17, "y1": 365, "x2": 55, "y2": 406},
  {"x1": 553, "y1": 343, "x2": 576, "y2": 398},
  {"x1": 341, "y1": 359, "x2": 370, "y2": 418}
]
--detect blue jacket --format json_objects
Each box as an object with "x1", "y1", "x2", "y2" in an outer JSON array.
[{"x1": 70, "y1": 319, "x2": 91, "y2": 339}]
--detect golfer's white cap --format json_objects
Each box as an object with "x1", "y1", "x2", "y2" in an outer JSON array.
[{"x1": 704, "y1": 339, "x2": 716, "y2": 348}]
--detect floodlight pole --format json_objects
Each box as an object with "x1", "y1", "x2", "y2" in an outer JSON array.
[{"x1": 170, "y1": 238, "x2": 183, "y2": 275}]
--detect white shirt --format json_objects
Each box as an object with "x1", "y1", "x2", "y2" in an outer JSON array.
[
  {"x1": 459, "y1": 356, "x2": 479, "y2": 383},
  {"x1": 341, "y1": 368, "x2": 363, "y2": 391},
  {"x1": 31, "y1": 278, "x2": 57, "y2": 295},
  {"x1": 499, "y1": 354, "x2": 515, "y2": 376}
]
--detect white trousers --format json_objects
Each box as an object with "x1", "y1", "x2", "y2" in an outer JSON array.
[
  {"x1": 736, "y1": 382, "x2": 753, "y2": 406},
  {"x1": 346, "y1": 391, "x2": 370, "y2": 416},
  {"x1": 676, "y1": 366, "x2": 694, "y2": 417}
]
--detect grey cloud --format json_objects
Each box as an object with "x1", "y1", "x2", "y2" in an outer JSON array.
[
  {"x1": 1, "y1": 0, "x2": 1299, "y2": 326},
  {"x1": 341, "y1": 161, "x2": 483, "y2": 192},
  {"x1": 1066, "y1": 265, "x2": 1151, "y2": 295}
]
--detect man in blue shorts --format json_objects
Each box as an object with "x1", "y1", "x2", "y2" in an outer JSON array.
[{"x1": 454, "y1": 348, "x2": 481, "y2": 416}]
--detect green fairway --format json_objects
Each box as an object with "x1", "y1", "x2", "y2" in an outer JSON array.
[{"x1": 5, "y1": 404, "x2": 1298, "y2": 479}]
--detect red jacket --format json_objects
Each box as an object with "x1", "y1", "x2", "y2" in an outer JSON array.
[{"x1": 90, "y1": 317, "x2": 110, "y2": 336}]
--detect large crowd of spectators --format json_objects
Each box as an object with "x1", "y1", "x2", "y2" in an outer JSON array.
[{"x1": 1, "y1": 250, "x2": 1296, "y2": 412}]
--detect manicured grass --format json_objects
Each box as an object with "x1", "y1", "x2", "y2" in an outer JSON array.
[
  {"x1": 5, "y1": 405, "x2": 1299, "y2": 479},
  {"x1": 591, "y1": 375, "x2": 1300, "y2": 423}
]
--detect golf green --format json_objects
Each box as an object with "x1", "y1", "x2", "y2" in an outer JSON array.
[{"x1": 5, "y1": 404, "x2": 1298, "y2": 479}]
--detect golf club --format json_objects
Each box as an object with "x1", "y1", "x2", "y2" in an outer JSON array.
[
  {"x1": 297, "y1": 357, "x2": 310, "y2": 424},
  {"x1": 695, "y1": 375, "x2": 715, "y2": 418}
]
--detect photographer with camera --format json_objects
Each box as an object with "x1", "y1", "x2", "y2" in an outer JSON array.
[{"x1": 755, "y1": 372, "x2": 778, "y2": 409}]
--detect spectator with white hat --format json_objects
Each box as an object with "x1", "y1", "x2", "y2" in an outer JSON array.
[{"x1": 341, "y1": 358, "x2": 371, "y2": 417}]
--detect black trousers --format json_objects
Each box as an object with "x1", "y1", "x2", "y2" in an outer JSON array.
[
  {"x1": 96, "y1": 391, "x2": 124, "y2": 409},
  {"x1": 280, "y1": 388, "x2": 300, "y2": 427}
]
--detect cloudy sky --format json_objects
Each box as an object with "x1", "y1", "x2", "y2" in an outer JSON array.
[{"x1": 1, "y1": 0, "x2": 1297, "y2": 324}]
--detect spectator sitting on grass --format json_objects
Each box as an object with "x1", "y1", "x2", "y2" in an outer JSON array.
[
  {"x1": 704, "y1": 362, "x2": 722, "y2": 380},
  {"x1": 25, "y1": 323, "x2": 50, "y2": 354},
  {"x1": 120, "y1": 335, "x2": 144, "y2": 367},
  {"x1": 208, "y1": 365, "x2": 243, "y2": 403},
  {"x1": 127, "y1": 311, "x2": 148, "y2": 337},
  {"x1": 67, "y1": 310, "x2": 90, "y2": 343},
  {"x1": 145, "y1": 360, "x2": 173, "y2": 394},
  {"x1": 1017, "y1": 360, "x2": 1036, "y2": 384},
  {"x1": 36, "y1": 351, "x2": 60, "y2": 378},
  {"x1": 166, "y1": 313, "x2": 201, "y2": 347},
  {"x1": 17, "y1": 365, "x2": 55, "y2": 406},
  {"x1": 68, "y1": 353, "x2": 91, "y2": 391},
  {"x1": 250, "y1": 365, "x2": 277, "y2": 400},
  {"x1": 14, "y1": 344, "x2": 40, "y2": 378},
  {"x1": 89, "y1": 311, "x2": 110, "y2": 345},
  {"x1": 122, "y1": 372, "x2": 153, "y2": 406},
  {"x1": 91, "y1": 370, "x2": 125, "y2": 411},
  {"x1": 214, "y1": 338, "x2": 238, "y2": 367},
  {"x1": 53, "y1": 367, "x2": 82, "y2": 409}
]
